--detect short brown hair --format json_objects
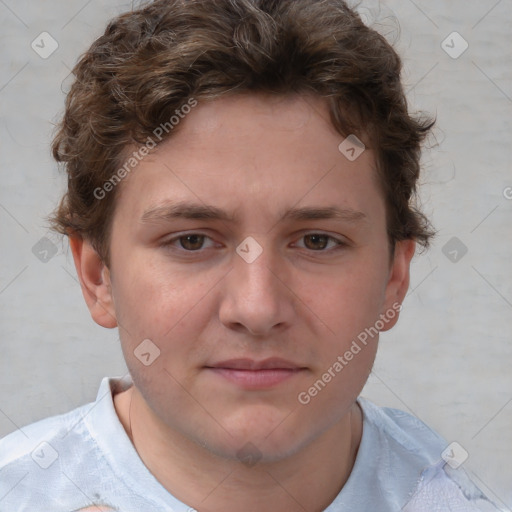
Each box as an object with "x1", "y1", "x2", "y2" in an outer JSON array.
[{"x1": 49, "y1": 0, "x2": 435, "y2": 267}]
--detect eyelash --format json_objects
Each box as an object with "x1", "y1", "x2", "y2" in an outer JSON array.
[{"x1": 160, "y1": 232, "x2": 347, "y2": 254}]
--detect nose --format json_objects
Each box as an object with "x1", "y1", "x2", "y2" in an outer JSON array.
[{"x1": 218, "y1": 242, "x2": 294, "y2": 337}]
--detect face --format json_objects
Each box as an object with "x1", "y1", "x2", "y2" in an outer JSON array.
[{"x1": 80, "y1": 93, "x2": 413, "y2": 462}]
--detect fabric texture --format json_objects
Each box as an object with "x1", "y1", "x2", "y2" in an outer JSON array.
[{"x1": 0, "y1": 376, "x2": 499, "y2": 511}]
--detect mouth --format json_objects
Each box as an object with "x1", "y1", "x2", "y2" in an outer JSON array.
[{"x1": 204, "y1": 358, "x2": 307, "y2": 389}]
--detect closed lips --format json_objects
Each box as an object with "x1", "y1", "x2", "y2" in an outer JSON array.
[{"x1": 206, "y1": 358, "x2": 305, "y2": 370}]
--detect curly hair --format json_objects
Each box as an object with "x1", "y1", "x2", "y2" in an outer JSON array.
[{"x1": 49, "y1": 0, "x2": 435, "y2": 267}]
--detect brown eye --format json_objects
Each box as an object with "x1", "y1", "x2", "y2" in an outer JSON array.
[
  {"x1": 161, "y1": 232, "x2": 218, "y2": 253},
  {"x1": 295, "y1": 233, "x2": 345, "y2": 253},
  {"x1": 303, "y1": 234, "x2": 330, "y2": 250},
  {"x1": 179, "y1": 234, "x2": 206, "y2": 250}
]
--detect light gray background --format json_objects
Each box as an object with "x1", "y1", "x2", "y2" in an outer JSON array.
[{"x1": 1, "y1": 0, "x2": 511, "y2": 509}]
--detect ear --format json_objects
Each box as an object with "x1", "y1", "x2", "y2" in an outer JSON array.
[
  {"x1": 69, "y1": 235, "x2": 117, "y2": 329},
  {"x1": 380, "y1": 239, "x2": 416, "y2": 332}
]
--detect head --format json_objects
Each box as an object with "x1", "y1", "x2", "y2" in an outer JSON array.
[{"x1": 50, "y1": 0, "x2": 435, "y2": 461}]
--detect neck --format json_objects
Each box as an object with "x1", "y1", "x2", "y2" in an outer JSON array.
[{"x1": 114, "y1": 386, "x2": 362, "y2": 512}]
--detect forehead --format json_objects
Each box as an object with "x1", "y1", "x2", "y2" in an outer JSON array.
[{"x1": 113, "y1": 93, "x2": 382, "y2": 228}]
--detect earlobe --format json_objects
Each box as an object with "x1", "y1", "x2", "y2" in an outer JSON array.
[
  {"x1": 380, "y1": 239, "x2": 416, "y2": 332},
  {"x1": 69, "y1": 236, "x2": 117, "y2": 329}
]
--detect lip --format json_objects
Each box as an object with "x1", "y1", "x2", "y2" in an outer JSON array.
[
  {"x1": 205, "y1": 358, "x2": 307, "y2": 389},
  {"x1": 208, "y1": 358, "x2": 303, "y2": 371}
]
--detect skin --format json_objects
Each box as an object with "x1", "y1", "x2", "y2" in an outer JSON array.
[
  {"x1": 75, "y1": 508, "x2": 115, "y2": 512},
  {"x1": 70, "y1": 93, "x2": 415, "y2": 512}
]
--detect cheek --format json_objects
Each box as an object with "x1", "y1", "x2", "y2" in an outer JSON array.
[
  {"x1": 110, "y1": 253, "x2": 224, "y2": 398},
  {"x1": 295, "y1": 331, "x2": 378, "y2": 431},
  {"x1": 300, "y1": 260, "x2": 389, "y2": 340},
  {"x1": 111, "y1": 253, "x2": 216, "y2": 340}
]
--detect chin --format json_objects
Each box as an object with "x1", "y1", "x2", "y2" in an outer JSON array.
[
  {"x1": 198, "y1": 433, "x2": 306, "y2": 465},
  {"x1": 197, "y1": 413, "x2": 320, "y2": 465}
]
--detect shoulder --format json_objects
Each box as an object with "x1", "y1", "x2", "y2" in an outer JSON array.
[
  {"x1": 0, "y1": 378, "x2": 130, "y2": 511},
  {"x1": 357, "y1": 397, "x2": 447, "y2": 465},
  {"x1": 0, "y1": 401, "x2": 94, "y2": 468},
  {"x1": 354, "y1": 398, "x2": 500, "y2": 511},
  {"x1": 403, "y1": 460, "x2": 502, "y2": 511},
  {"x1": 0, "y1": 402, "x2": 95, "y2": 509}
]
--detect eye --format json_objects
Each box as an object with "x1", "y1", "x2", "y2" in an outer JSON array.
[
  {"x1": 161, "y1": 232, "x2": 346, "y2": 254},
  {"x1": 295, "y1": 233, "x2": 345, "y2": 251},
  {"x1": 162, "y1": 233, "x2": 216, "y2": 251}
]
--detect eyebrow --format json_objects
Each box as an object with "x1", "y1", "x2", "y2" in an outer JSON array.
[{"x1": 140, "y1": 201, "x2": 367, "y2": 224}]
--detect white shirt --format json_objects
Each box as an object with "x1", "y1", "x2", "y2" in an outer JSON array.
[{"x1": 0, "y1": 376, "x2": 500, "y2": 511}]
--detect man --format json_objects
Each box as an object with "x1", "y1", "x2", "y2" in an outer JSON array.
[{"x1": 0, "y1": 0, "x2": 499, "y2": 510}]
